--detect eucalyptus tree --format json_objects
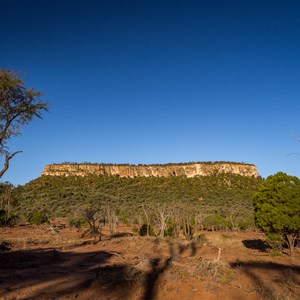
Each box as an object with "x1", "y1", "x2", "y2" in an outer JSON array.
[{"x1": 0, "y1": 69, "x2": 48, "y2": 178}]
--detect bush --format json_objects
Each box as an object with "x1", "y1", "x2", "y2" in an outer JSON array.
[
  {"x1": 0, "y1": 240, "x2": 12, "y2": 251},
  {"x1": 68, "y1": 218, "x2": 87, "y2": 228},
  {"x1": 203, "y1": 214, "x2": 228, "y2": 231},
  {"x1": 253, "y1": 172, "x2": 300, "y2": 256},
  {"x1": 183, "y1": 223, "x2": 194, "y2": 240},
  {"x1": 139, "y1": 223, "x2": 155, "y2": 236},
  {"x1": 0, "y1": 209, "x2": 19, "y2": 226},
  {"x1": 238, "y1": 218, "x2": 254, "y2": 230},
  {"x1": 28, "y1": 211, "x2": 48, "y2": 225},
  {"x1": 195, "y1": 259, "x2": 235, "y2": 283},
  {"x1": 164, "y1": 225, "x2": 175, "y2": 237}
]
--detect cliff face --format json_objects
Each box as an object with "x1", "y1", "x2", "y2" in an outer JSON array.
[{"x1": 41, "y1": 162, "x2": 259, "y2": 178}]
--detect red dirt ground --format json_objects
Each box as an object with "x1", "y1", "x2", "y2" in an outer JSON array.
[{"x1": 0, "y1": 223, "x2": 299, "y2": 300}]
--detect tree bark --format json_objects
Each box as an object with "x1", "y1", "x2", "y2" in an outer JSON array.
[
  {"x1": 0, "y1": 151, "x2": 22, "y2": 179},
  {"x1": 285, "y1": 233, "x2": 295, "y2": 256}
]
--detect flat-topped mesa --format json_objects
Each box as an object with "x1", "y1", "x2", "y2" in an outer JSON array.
[{"x1": 41, "y1": 162, "x2": 259, "y2": 178}]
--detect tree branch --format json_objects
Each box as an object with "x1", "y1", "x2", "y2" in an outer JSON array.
[{"x1": 0, "y1": 150, "x2": 22, "y2": 179}]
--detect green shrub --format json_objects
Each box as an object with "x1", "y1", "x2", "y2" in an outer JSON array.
[
  {"x1": 164, "y1": 225, "x2": 175, "y2": 237},
  {"x1": 253, "y1": 172, "x2": 300, "y2": 256},
  {"x1": 68, "y1": 218, "x2": 87, "y2": 228},
  {"x1": 28, "y1": 211, "x2": 48, "y2": 225},
  {"x1": 238, "y1": 218, "x2": 254, "y2": 230},
  {"x1": 139, "y1": 223, "x2": 155, "y2": 236},
  {"x1": 203, "y1": 214, "x2": 228, "y2": 231},
  {"x1": 0, "y1": 209, "x2": 19, "y2": 226}
]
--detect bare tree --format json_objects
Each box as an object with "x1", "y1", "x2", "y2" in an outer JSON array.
[
  {"x1": 105, "y1": 204, "x2": 119, "y2": 234},
  {"x1": 168, "y1": 205, "x2": 182, "y2": 238},
  {"x1": 179, "y1": 207, "x2": 197, "y2": 240},
  {"x1": 0, "y1": 182, "x2": 15, "y2": 226},
  {"x1": 141, "y1": 204, "x2": 154, "y2": 237},
  {"x1": 194, "y1": 211, "x2": 205, "y2": 231},
  {"x1": 154, "y1": 205, "x2": 171, "y2": 238},
  {"x1": 0, "y1": 70, "x2": 48, "y2": 178},
  {"x1": 82, "y1": 207, "x2": 104, "y2": 240}
]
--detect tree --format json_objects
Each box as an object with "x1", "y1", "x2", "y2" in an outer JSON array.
[
  {"x1": 105, "y1": 203, "x2": 119, "y2": 234},
  {"x1": 81, "y1": 206, "x2": 104, "y2": 240},
  {"x1": 0, "y1": 181, "x2": 18, "y2": 226},
  {"x1": 0, "y1": 69, "x2": 48, "y2": 178},
  {"x1": 141, "y1": 204, "x2": 154, "y2": 237},
  {"x1": 154, "y1": 204, "x2": 171, "y2": 238},
  {"x1": 253, "y1": 172, "x2": 300, "y2": 256}
]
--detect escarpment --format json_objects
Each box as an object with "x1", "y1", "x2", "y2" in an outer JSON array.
[{"x1": 41, "y1": 162, "x2": 259, "y2": 178}]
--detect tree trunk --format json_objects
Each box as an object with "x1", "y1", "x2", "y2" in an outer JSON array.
[
  {"x1": 0, "y1": 151, "x2": 22, "y2": 179},
  {"x1": 285, "y1": 234, "x2": 295, "y2": 256}
]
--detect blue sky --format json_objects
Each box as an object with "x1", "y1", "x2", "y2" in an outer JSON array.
[{"x1": 1, "y1": 0, "x2": 300, "y2": 185}]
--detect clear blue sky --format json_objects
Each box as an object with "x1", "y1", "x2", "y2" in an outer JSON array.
[{"x1": 1, "y1": 0, "x2": 300, "y2": 185}]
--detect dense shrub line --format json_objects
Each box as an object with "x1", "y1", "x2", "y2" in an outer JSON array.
[{"x1": 8, "y1": 174, "x2": 261, "y2": 231}]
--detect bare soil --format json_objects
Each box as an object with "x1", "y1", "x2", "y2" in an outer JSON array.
[{"x1": 0, "y1": 223, "x2": 299, "y2": 300}]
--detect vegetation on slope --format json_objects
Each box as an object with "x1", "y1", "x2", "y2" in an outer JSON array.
[{"x1": 11, "y1": 174, "x2": 262, "y2": 230}]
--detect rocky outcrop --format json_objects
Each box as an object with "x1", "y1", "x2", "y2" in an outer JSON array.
[{"x1": 41, "y1": 162, "x2": 259, "y2": 178}]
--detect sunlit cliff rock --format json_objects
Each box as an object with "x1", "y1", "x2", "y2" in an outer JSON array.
[{"x1": 41, "y1": 162, "x2": 259, "y2": 178}]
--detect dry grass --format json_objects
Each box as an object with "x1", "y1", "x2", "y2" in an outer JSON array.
[
  {"x1": 194, "y1": 258, "x2": 236, "y2": 283},
  {"x1": 163, "y1": 257, "x2": 236, "y2": 287},
  {"x1": 1, "y1": 225, "x2": 299, "y2": 300}
]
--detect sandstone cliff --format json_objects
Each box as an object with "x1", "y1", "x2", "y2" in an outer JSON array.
[{"x1": 41, "y1": 162, "x2": 259, "y2": 178}]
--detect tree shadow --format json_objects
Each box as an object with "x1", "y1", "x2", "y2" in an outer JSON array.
[
  {"x1": 142, "y1": 256, "x2": 173, "y2": 300},
  {"x1": 0, "y1": 238, "x2": 200, "y2": 300},
  {"x1": 230, "y1": 261, "x2": 300, "y2": 300},
  {"x1": 110, "y1": 232, "x2": 134, "y2": 239},
  {"x1": 242, "y1": 239, "x2": 269, "y2": 252},
  {"x1": 142, "y1": 238, "x2": 198, "y2": 300},
  {"x1": 177, "y1": 240, "x2": 197, "y2": 257},
  {"x1": 0, "y1": 248, "x2": 135, "y2": 299}
]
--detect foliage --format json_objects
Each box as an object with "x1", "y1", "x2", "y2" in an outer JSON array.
[
  {"x1": 253, "y1": 172, "x2": 300, "y2": 256},
  {"x1": 183, "y1": 223, "x2": 194, "y2": 240},
  {"x1": 0, "y1": 181, "x2": 16, "y2": 209},
  {"x1": 0, "y1": 182, "x2": 18, "y2": 226},
  {"x1": 164, "y1": 224, "x2": 175, "y2": 237},
  {"x1": 68, "y1": 217, "x2": 87, "y2": 228},
  {"x1": 81, "y1": 207, "x2": 104, "y2": 239},
  {"x1": 203, "y1": 214, "x2": 228, "y2": 231},
  {"x1": 0, "y1": 69, "x2": 48, "y2": 178},
  {"x1": 0, "y1": 209, "x2": 18, "y2": 226},
  {"x1": 28, "y1": 210, "x2": 48, "y2": 225},
  {"x1": 139, "y1": 224, "x2": 155, "y2": 236},
  {"x1": 12, "y1": 173, "x2": 261, "y2": 233},
  {"x1": 0, "y1": 181, "x2": 14, "y2": 193}
]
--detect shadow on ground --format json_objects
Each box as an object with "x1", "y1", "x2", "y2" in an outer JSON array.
[
  {"x1": 0, "y1": 248, "x2": 133, "y2": 299},
  {"x1": 109, "y1": 232, "x2": 134, "y2": 239},
  {"x1": 230, "y1": 260, "x2": 300, "y2": 300},
  {"x1": 242, "y1": 239, "x2": 269, "y2": 252},
  {"x1": 0, "y1": 238, "x2": 198, "y2": 300}
]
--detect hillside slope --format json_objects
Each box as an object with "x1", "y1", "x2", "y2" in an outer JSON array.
[{"x1": 13, "y1": 174, "x2": 261, "y2": 228}]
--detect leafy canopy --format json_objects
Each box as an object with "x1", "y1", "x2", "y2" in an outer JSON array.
[
  {"x1": 253, "y1": 172, "x2": 300, "y2": 254},
  {"x1": 0, "y1": 69, "x2": 48, "y2": 178}
]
